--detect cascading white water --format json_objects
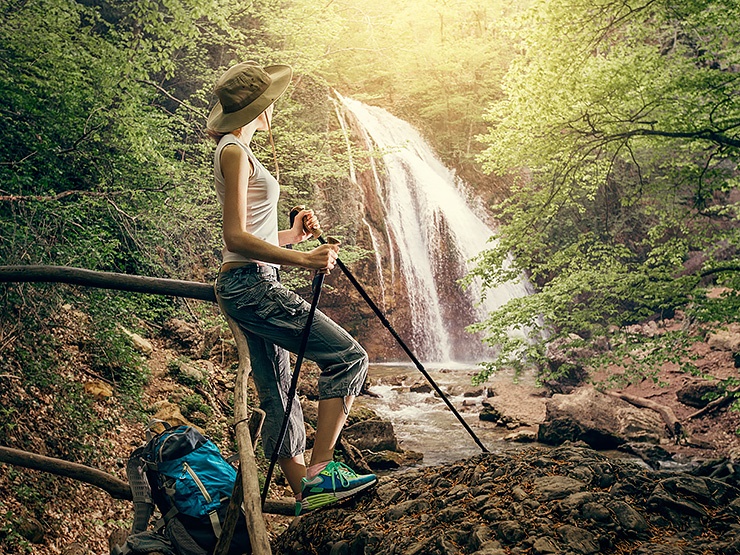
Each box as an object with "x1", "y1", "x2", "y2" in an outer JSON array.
[{"x1": 338, "y1": 95, "x2": 532, "y2": 363}]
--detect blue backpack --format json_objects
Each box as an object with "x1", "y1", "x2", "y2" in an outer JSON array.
[{"x1": 112, "y1": 424, "x2": 250, "y2": 555}]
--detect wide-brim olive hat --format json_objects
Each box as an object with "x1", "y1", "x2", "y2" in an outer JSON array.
[{"x1": 206, "y1": 62, "x2": 293, "y2": 132}]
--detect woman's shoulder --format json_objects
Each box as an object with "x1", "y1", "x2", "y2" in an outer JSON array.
[{"x1": 219, "y1": 139, "x2": 254, "y2": 176}]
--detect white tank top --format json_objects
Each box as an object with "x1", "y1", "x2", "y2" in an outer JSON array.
[{"x1": 213, "y1": 134, "x2": 280, "y2": 266}]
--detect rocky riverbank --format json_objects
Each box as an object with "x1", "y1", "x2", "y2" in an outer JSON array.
[
  {"x1": 3, "y1": 307, "x2": 738, "y2": 555},
  {"x1": 274, "y1": 443, "x2": 740, "y2": 555}
]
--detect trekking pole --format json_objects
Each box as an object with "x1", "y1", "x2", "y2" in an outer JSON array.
[
  {"x1": 260, "y1": 221, "x2": 331, "y2": 508},
  {"x1": 290, "y1": 207, "x2": 489, "y2": 453}
]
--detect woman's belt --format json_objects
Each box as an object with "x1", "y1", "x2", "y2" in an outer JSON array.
[{"x1": 220, "y1": 261, "x2": 278, "y2": 276}]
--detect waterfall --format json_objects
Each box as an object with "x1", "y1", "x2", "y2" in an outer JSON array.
[{"x1": 336, "y1": 95, "x2": 532, "y2": 363}]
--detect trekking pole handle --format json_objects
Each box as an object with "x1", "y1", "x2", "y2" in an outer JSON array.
[{"x1": 290, "y1": 204, "x2": 323, "y2": 240}]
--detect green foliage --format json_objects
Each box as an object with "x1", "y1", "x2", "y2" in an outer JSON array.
[
  {"x1": 470, "y1": 0, "x2": 740, "y2": 383},
  {"x1": 303, "y1": 0, "x2": 524, "y2": 183},
  {"x1": 86, "y1": 323, "x2": 148, "y2": 398},
  {"x1": 180, "y1": 393, "x2": 213, "y2": 425}
]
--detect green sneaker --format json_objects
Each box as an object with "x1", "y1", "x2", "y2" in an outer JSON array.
[{"x1": 295, "y1": 461, "x2": 377, "y2": 516}]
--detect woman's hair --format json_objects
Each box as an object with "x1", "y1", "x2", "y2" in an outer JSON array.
[{"x1": 206, "y1": 128, "x2": 229, "y2": 144}]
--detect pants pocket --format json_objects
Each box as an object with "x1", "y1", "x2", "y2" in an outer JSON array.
[
  {"x1": 254, "y1": 287, "x2": 310, "y2": 332},
  {"x1": 217, "y1": 272, "x2": 269, "y2": 308}
]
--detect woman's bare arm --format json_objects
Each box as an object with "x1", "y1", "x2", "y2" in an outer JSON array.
[{"x1": 221, "y1": 145, "x2": 337, "y2": 270}]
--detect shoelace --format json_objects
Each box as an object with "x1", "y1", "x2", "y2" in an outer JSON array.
[{"x1": 324, "y1": 461, "x2": 358, "y2": 489}]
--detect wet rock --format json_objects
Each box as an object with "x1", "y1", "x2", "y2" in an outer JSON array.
[
  {"x1": 479, "y1": 399, "x2": 518, "y2": 427},
  {"x1": 363, "y1": 449, "x2": 423, "y2": 470},
  {"x1": 533, "y1": 475, "x2": 586, "y2": 501},
  {"x1": 619, "y1": 442, "x2": 673, "y2": 469},
  {"x1": 472, "y1": 541, "x2": 506, "y2": 555},
  {"x1": 532, "y1": 536, "x2": 559, "y2": 554},
  {"x1": 343, "y1": 419, "x2": 399, "y2": 451},
  {"x1": 479, "y1": 401, "x2": 505, "y2": 423},
  {"x1": 496, "y1": 520, "x2": 526, "y2": 543},
  {"x1": 504, "y1": 429, "x2": 537, "y2": 442},
  {"x1": 580, "y1": 501, "x2": 611, "y2": 522},
  {"x1": 608, "y1": 500, "x2": 649, "y2": 533},
  {"x1": 469, "y1": 524, "x2": 493, "y2": 550},
  {"x1": 386, "y1": 498, "x2": 431, "y2": 521},
  {"x1": 410, "y1": 382, "x2": 433, "y2": 394},
  {"x1": 556, "y1": 524, "x2": 599, "y2": 554},
  {"x1": 464, "y1": 387, "x2": 486, "y2": 398}
]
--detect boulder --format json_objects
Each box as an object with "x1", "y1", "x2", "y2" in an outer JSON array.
[
  {"x1": 363, "y1": 449, "x2": 423, "y2": 470},
  {"x1": 537, "y1": 387, "x2": 665, "y2": 449},
  {"x1": 676, "y1": 380, "x2": 723, "y2": 408},
  {"x1": 343, "y1": 419, "x2": 399, "y2": 452},
  {"x1": 162, "y1": 318, "x2": 203, "y2": 355},
  {"x1": 707, "y1": 325, "x2": 740, "y2": 352},
  {"x1": 117, "y1": 325, "x2": 153, "y2": 355}
]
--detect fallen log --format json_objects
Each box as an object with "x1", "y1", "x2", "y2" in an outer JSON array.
[
  {"x1": 0, "y1": 445, "x2": 132, "y2": 499},
  {"x1": 688, "y1": 386, "x2": 740, "y2": 420},
  {"x1": 606, "y1": 391, "x2": 683, "y2": 440}
]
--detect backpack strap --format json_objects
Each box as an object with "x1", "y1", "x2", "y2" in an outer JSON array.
[
  {"x1": 160, "y1": 492, "x2": 224, "y2": 540},
  {"x1": 126, "y1": 447, "x2": 154, "y2": 534},
  {"x1": 208, "y1": 510, "x2": 222, "y2": 539},
  {"x1": 145, "y1": 418, "x2": 172, "y2": 441}
]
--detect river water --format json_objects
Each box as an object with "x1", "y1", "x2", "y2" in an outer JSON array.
[{"x1": 356, "y1": 362, "x2": 535, "y2": 466}]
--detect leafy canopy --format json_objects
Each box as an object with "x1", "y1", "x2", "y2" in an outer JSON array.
[{"x1": 471, "y1": 0, "x2": 740, "y2": 382}]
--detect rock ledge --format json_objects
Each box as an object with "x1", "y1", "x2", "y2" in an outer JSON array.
[{"x1": 275, "y1": 443, "x2": 740, "y2": 555}]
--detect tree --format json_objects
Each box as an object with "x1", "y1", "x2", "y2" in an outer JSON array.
[{"x1": 471, "y1": 0, "x2": 740, "y2": 383}]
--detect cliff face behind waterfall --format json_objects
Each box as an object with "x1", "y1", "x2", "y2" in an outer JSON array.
[
  {"x1": 312, "y1": 115, "x2": 409, "y2": 363},
  {"x1": 314, "y1": 97, "x2": 530, "y2": 363}
]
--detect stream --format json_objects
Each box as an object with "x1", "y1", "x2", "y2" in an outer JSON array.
[{"x1": 356, "y1": 363, "x2": 533, "y2": 466}]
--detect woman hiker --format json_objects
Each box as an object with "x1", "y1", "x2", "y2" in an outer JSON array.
[{"x1": 207, "y1": 61, "x2": 377, "y2": 516}]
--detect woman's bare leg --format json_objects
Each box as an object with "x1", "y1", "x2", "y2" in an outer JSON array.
[
  {"x1": 309, "y1": 396, "x2": 354, "y2": 467},
  {"x1": 279, "y1": 453, "x2": 307, "y2": 496}
]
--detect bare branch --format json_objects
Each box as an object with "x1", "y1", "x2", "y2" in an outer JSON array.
[
  {"x1": 0, "y1": 190, "x2": 110, "y2": 203},
  {"x1": 137, "y1": 79, "x2": 202, "y2": 115},
  {"x1": 0, "y1": 445, "x2": 132, "y2": 499}
]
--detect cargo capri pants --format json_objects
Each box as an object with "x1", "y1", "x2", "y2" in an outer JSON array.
[{"x1": 215, "y1": 263, "x2": 369, "y2": 459}]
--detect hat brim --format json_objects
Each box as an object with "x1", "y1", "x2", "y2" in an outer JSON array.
[{"x1": 206, "y1": 64, "x2": 293, "y2": 132}]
